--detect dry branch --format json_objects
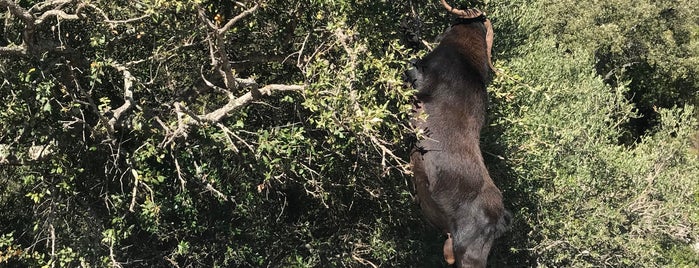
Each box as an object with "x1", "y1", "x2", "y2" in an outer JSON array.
[
  {"x1": 0, "y1": 0, "x2": 149, "y2": 56},
  {"x1": 107, "y1": 65, "x2": 137, "y2": 131},
  {"x1": 0, "y1": 0, "x2": 84, "y2": 55},
  {"x1": 0, "y1": 45, "x2": 28, "y2": 56},
  {"x1": 197, "y1": 3, "x2": 259, "y2": 90},
  {"x1": 1, "y1": 0, "x2": 35, "y2": 22},
  {"x1": 218, "y1": 3, "x2": 259, "y2": 34},
  {"x1": 199, "y1": 84, "x2": 304, "y2": 122},
  {"x1": 35, "y1": 8, "x2": 79, "y2": 24},
  {"x1": 159, "y1": 82, "x2": 304, "y2": 147}
]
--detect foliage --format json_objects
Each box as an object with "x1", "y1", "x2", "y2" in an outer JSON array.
[
  {"x1": 486, "y1": 2, "x2": 699, "y2": 266},
  {"x1": 537, "y1": 0, "x2": 699, "y2": 139},
  {"x1": 0, "y1": 0, "x2": 698, "y2": 267}
]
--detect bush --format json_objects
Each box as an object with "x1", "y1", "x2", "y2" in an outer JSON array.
[{"x1": 0, "y1": 0, "x2": 697, "y2": 267}]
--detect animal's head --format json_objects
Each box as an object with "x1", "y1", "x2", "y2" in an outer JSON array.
[
  {"x1": 439, "y1": 0, "x2": 495, "y2": 75},
  {"x1": 405, "y1": 1, "x2": 495, "y2": 93}
]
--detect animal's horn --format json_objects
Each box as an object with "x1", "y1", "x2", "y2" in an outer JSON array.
[
  {"x1": 440, "y1": 0, "x2": 484, "y2": 18},
  {"x1": 484, "y1": 18, "x2": 496, "y2": 73}
]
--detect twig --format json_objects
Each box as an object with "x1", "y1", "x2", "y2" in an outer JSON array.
[
  {"x1": 107, "y1": 237, "x2": 123, "y2": 268},
  {"x1": 204, "y1": 182, "x2": 228, "y2": 201},
  {"x1": 195, "y1": 161, "x2": 228, "y2": 201},
  {"x1": 128, "y1": 168, "x2": 139, "y2": 212},
  {"x1": 351, "y1": 254, "x2": 378, "y2": 268},
  {"x1": 49, "y1": 223, "x2": 56, "y2": 268},
  {"x1": 164, "y1": 256, "x2": 181, "y2": 268},
  {"x1": 217, "y1": 3, "x2": 259, "y2": 35},
  {"x1": 173, "y1": 155, "x2": 186, "y2": 191},
  {"x1": 104, "y1": 14, "x2": 150, "y2": 24},
  {"x1": 295, "y1": 33, "x2": 311, "y2": 71},
  {"x1": 421, "y1": 39, "x2": 433, "y2": 51},
  {"x1": 369, "y1": 135, "x2": 409, "y2": 175},
  {"x1": 230, "y1": 128, "x2": 255, "y2": 153},
  {"x1": 217, "y1": 123, "x2": 240, "y2": 153}
]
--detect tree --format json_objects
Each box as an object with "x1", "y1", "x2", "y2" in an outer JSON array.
[
  {"x1": 1, "y1": 0, "x2": 698, "y2": 267},
  {"x1": 486, "y1": 1, "x2": 699, "y2": 266},
  {"x1": 0, "y1": 0, "x2": 424, "y2": 266},
  {"x1": 537, "y1": 0, "x2": 699, "y2": 140}
]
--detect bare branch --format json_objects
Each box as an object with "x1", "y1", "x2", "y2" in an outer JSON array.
[
  {"x1": 29, "y1": 0, "x2": 73, "y2": 13},
  {"x1": 369, "y1": 135, "x2": 410, "y2": 175},
  {"x1": 0, "y1": 0, "x2": 82, "y2": 55},
  {"x1": 236, "y1": 77, "x2": 258, "y2": 88},
  {"x1": 0, "y1": 1, "x2": 149, "y2": 56},
  {"x1": 158, "y1": 82, "x2": 303, "y2": 148},
  {"x1": 218, "y1": 122, "x2": 255, "y2": 152},
  {"x1": 217, "y1": 123, "x2": 240, "y2": 153},
  {"x1": 199, "y1": 84, "x2": 304, "y2": 122},
  {"x1": 128, "y1": 168, "x2": 139, "y2": 212},
  {"x1": 197, "y1": 3, "x2": 260, "y2": 90},
  {"x1": 204, "y1": 182, "x2": 228, "y2": 201},
  {"x1": 107, "y1": 66, "x2": 136, "y2": 130},
  {"x1": 218, "y1": 3, "x2": 259, "y2": 35},
  {"x1": 351, "y1": 252, "x2": 379, "y2": 268},
  {"x1": 0, "y1": 44, "x2": 28, "y2": 56},
  {"x1": 1, "y1": 0, "x2": 35, "y2": 23},
  {"x1": 199, "y1": 66, "x2": 228, "y2": 93},
  {"x1": 196, "y1": 6, "x2": 236, "y2": 89},
  {"x1": 173, "y1": 155, "x2": 186, "y2": 191},
  {"x1": 164, "y1": 256, "x2": 181, "y2": 268},
  {"x1": 35, "y1": 8, "x2": 80, "y2": 24},
  {"x1": 49, "y1": 223, "x2": 56, "y2": 266},
  {"x1": 296, "y1": 33, "x2": 311, "y2": 70},
  {"x1": 77, "y1": 3, "x2": 149, "y2": 26},
  {"x1": 197, "y1": 7, "x2": 218, "y2": 30},
  {"x1": 104, "y1": 14, "x2": 150, "y2": 24}
]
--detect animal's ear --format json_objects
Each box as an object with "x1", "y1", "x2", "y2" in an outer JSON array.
[
  {"x1": 404, "y1": 59, "x2": 424, "y2": 89},
  {"x1": 484, "y1": 19, "x2": 496, "y2": 73}
]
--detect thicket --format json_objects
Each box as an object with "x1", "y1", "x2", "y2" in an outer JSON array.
[{"x1": 1, "y1": 0, "x2": 697, "y2": 267}]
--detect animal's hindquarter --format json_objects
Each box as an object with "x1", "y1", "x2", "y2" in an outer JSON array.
[{"x1": 411, "y1": 147, "x2": 493, "y2": 229}]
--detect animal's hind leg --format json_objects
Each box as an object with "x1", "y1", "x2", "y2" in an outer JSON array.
[{"x1": 443, "y1": 233, "x2": 455, "y2": 265}]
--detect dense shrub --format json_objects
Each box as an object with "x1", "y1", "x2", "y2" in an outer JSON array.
[{"x1": 1, "y1": 0, "x2": 697, "y2": 267}]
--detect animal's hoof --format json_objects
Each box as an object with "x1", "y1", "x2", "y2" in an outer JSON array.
[{"x1": 443, "y1": 233, "x2": 455, "y2": 265}]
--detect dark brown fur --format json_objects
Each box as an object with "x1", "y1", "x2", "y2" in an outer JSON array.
[{"x1": 408, "y1": 19, "x2": 508, "y2": 268}]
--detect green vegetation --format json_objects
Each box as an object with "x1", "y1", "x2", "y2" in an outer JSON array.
[{"x1": 1, "y1": 0, "x2": 697, "y2": 267}]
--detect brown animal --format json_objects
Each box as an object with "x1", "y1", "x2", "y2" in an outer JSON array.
[{"x1": 407, "y1": 1, "x2": 508, "y2": 267}]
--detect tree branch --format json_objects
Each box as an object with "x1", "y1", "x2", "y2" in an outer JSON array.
[
  {"x1": 197, "y1": 3, "x2": 259, "y2": 90},
  {"x1": 107, "y1": 65, "x2": 137, "y2": 131},
  {"x1": 218, "y1": 3, "x2": 259, "y2": 35},
  {"x1": 1, "y1": 0, "x2": 36, "y2": 55},
  {"x1": 35, "y1": 8, "x2": 80, "y2": 24},
  {"x1": 0, "y1": 0, "x2": 83, "y2": 55},
  {"x1": 0, "y1": 44, "x2": 28, "y2": 56},
  {"x1": 1, "y1": 0, "x2": 35, "y2": 23},
  {"x1": 199, "y1": 84, "x2": 304, "y2": 122},
  {"x1": 158, "y1": 82, "x2": 304, "y2": 148}
]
